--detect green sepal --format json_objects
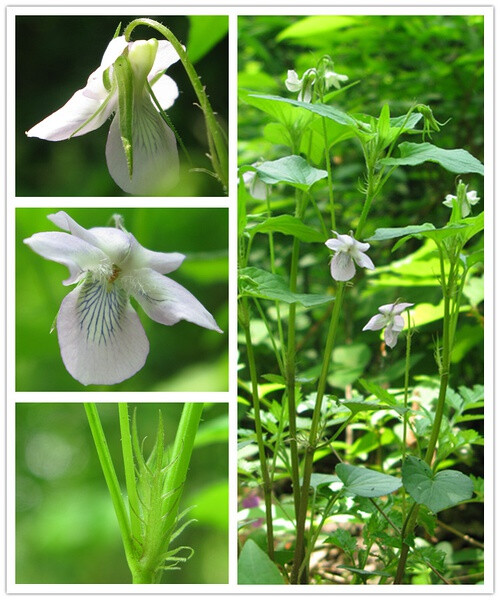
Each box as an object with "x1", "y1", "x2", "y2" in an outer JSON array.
[{"x1": 113, "y1": 55, "x2": 135, "y2": 178}]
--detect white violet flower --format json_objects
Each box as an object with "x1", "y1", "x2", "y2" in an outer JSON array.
[
  {"x1": 26, "y1": 35, "x2": 180, "y2": 195},
  {"x1": 324, "y1": 68, "x2": 349, "y2": 90},
  {"x1": 325, "y1": 232, "x2": 375, "y2": 281},
  {"x1": 242, "y1": 164, "x2": 267, "y2": 200},
  {"x1": 443, "y1": 188, "x2": 480, "y2": 218},
  {"x1": 363, "y1": 302, "x2": 414, "y2": 349},
  {"x1": 24, "y1": 212, "x2": 222, "y2": 386},
  {"x1": 285, "y1": 68, "x2": 316, "y2": 103}
]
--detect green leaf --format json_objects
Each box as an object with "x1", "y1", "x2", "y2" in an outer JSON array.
[
  {"x1": 241, "y1": 89, "x2": 312, "y2": 127},
  {"x1": 250, "y1": 94, "x2": 358, "y2": 127},
  {"x1": 379, "y1": 142, "x2": 484, "y2": 175},
  {"x1": 254, "y1": 155, "x2": 327, "y2": 190},
  {"x1": 366, "y1": 223, "x2": 436, "y2": 242},
  {"x1": 238, "y1": 539, "x2": 284, "y2": 584},
  {"x1": 402, "y1": 456, "x2": 474, "y2": 513},
  {"x1": 335, "y1": 463, "x2": 402, "y2": 498},
  {"x1": 187, "y1": 16, "x2": 228, "y2": 63},
  {"x1": 377, "y1": 104, "x2": 390, "y2": 140},
  {"x1": 309, "y1": 473, "x2": 341, "y2": 492},
  {"x1": 113, "y1": 55, "x2": 134, "y2": 177},
  {"x1": 239, "y1": 267, "x2": 334, "y2": 308},
  {"x1": 277, "y1": 15, "x2": 359, "y2": 41},
  {"x1": 248, "y1": 215, "x2": 324, "y2": 242},
  {"x1": 325, "y1": 529, "x2": 358, "y2": 554},
  {"x1": 390, "y1": 113, "x2": 423, "y2": 130}
]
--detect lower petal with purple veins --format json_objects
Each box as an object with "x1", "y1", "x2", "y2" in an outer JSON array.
[{"x1": 57, "y1": 279, "x2": 149, "y2": 385}]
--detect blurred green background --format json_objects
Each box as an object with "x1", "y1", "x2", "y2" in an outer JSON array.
[
  {"x1": 16, "y1": 402, "x2": 228, "y2": 584},
  {"x1": 16, "y1": 15, "x2": 228, "y2": 196},
  {"x1": 16, "y1": 207, "x2": 228, "y2": 391}
]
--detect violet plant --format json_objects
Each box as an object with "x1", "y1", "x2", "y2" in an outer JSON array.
[{"x1": 238, "y1": 51, "x2": 484, "y2": 585}]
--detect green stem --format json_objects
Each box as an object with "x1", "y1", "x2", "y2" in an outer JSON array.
[
  {"x1": 118, "y1": 404, "x2": 142, "y2": 549},
  {"x1": 286, "y1": 192, "x2": 308, "y2": 527},
  {"x1": 241, "y1": 299, "x2": 275, "y2": 559},
  {"x1": 401, "y1": 312, "x2": 413, "y2": 523},
  {"x1": 395, "y1": 249, "x2": 455, "y2": 583},
  {"x1": 321, "y1": 116, "x2": 336, "y2": 230},
  {"x1": 290, "y1": 283, "x2": 345, "y2": 584},
  {"x1": 356, "y1": 161, "x2": 376, "y2": 239},
  {"x1": 84, "y1": 404, "x2": 136, "y2": 573},
  {"x1": 124, "y1": 18, "x2": 228, "y2": 190}
]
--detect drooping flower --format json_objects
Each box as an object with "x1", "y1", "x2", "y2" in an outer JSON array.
[
  {"x1": 443, "y1": 186, "x2": 480, "y2": 218},
  {"x1": 241, "y1": 163, "x2": 267, "y2": 200},
  {"x1": 24, "y1": 212, "x2": 222, "y2": 385},
  {"x1": 324, "y1": 67, "x2": 349, "y2": 90},
  {"x1": 363, "y1": 302, "x2": 414, "y2": 349},
  {"x1": 325, "y1": 232, "x2": 375, "y2": 281},
  {"x1": 26, "y1": 34, "x2": 180, "y2": 195},
  {"x1": 285, "y1": 68, "x2": 316, "y2": 103}
]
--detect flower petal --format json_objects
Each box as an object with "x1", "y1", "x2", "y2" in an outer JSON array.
[
  {"x1": 150, "y1": 40, "x2": 181, "y2": 77},
  {"x1": 24, "y1": 231, "x2": 109, "y2": 285},
  {"x1": 392, "y1": 302, "x2": 414, "y2": 315},
  {"x1": 378, "y1": 303, "x2": 396, "y2": 315},
  {"x1": 325, "y1": 237, "x2": 346, "y2": 251},
  {"x1": 353, "y1": 250, "x2": 375, "y2": 271},
  {"x1": 150, "y1": 74, "x2": 179, "y2": 110},
  {"x1": 285, "y1": 70, "x2": 301, "y2": 92},
  {"x1": 49, "y1": 211, "x2": 134, "y2": 265},
  {"x1": 353, "y1": 238, "x2": 371, "y2": 253},
  {"x1": 330, "y1": 253, "x2": 355, "y2": 281},
  {"x1": 57, "y1": 281, "x2": 149, "y2": 385},
  {"x1": 391, "y1": 315, "x2": 405, "y2": 332},
  {"x1": 384, "y1": 326, "x2": 399, "y2": 349},
  {"x1": 131, "y1": 268, "x2": 222, "y2": 332},
  {"x1": 105, "y1": 100, "x2": 179, "y2": 195},
  {"x1": 362, "y1": 314, "x2": 387, "y2": 331},
  {"x1": 100, "y1": 36, "x2": 129, "y2": 69},
  {"x1": 48, "y1": 210, "x2": 184, "y2": 274},
  {"x1": 26, "y1": 81, "x2": 115, "y2": 141}
]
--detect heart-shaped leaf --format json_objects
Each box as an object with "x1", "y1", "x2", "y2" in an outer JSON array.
[
  {"x1": 336, "y1": 463, "x2": 402, "y2": 498},
  {"x1": 402, "y1": 456, "x2": 474, "y2": 513}
]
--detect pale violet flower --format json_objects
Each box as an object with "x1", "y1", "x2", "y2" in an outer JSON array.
[
  {"x1": 285, "y1": 68, "x2": 316, "y2": 103},
  {"x1": 325, "y1": 232, "x2": 375, "y2": 281},
  {"x1": 443, "y1": 188, "x2": 480, "y2": 218},
  {"x1": 24, "y1": 212, "x2": 222, "y2": 386},
  {"x1": 363, "y1": 302, "x2": 414, "y2": 349},
  {"x1": 26, "y1": 35, "x2": 180, "y2": 195},
  {"x1": 324, "y1": 68, "x2": 349, "y2": 90},
  {"x1": 241, "y1": 163, "x2": 267, "y2": 200}
]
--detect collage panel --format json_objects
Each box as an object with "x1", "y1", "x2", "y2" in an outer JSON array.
[
  {"x1": 16, "y1": 14, "x2": 228, "y2": 197},
  {"x1": 237, "y1": 13, "x2": 485, "y2": 586},
  {"x1": 16, "y1": 402, "x2": 229, "y2": 584},
  {"x1": 16, "y1": 207, "x2": 228, "y2": 391}
]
